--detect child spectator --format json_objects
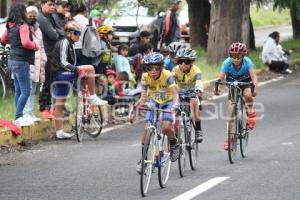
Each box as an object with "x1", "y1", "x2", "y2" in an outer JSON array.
[
  {"x1": 103, "y1": 69, "x2": 117, "y2": 105},
  {"x1": 104, "y1": 70, "x2": 129, "y2": 124},
  {"x1": 113, "y1": 44, "x2": 132, "y2": 80}
]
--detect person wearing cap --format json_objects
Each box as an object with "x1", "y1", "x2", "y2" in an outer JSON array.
[
  {"x1": 129, "y1": 30, "x2": 151, "y2": 57},
  {"x1": 53, "y1": 0, "x2": 71, "y2": 37},
  {"x1": 160, "y1": 0, "x2": 182, "y2": 46}
]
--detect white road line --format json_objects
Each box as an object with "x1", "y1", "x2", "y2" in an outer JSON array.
[
  {"x1": 280, "y1": 142, "x2": 293, "y2": 145},
  {"x1": 258, "y1": 76, "x2": 284, "y2": 86},
  {"x1": 131, "y1": 143, "x2": 140, "y2": 147},
  {"x1": 171, "y1": 177, "x2": 230, "y2": 200}
]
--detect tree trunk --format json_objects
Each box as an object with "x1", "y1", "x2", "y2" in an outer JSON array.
[
  {"x1": 187, "y1": 0, "x2": 211, "y2": 49},
  {"x1": 207, "y1": 0, "x2": 244, "y2": 65},
  {"x1": 249, "y1": 16, "x2": 256, "y2": 50},
  {"x1": 290, "y1": 0, "x2": 300, "y2": 38},
  {"x1": 241, "y1": 0, "x2": 251, "y2": 48}
]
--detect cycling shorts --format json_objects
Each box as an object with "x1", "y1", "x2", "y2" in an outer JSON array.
[
  {"x1": 53, "y1": 72, "x2": 77, "y2": 97},
  {"x1": 145, "y1": 99, "x2": 174, "y2": 123}
]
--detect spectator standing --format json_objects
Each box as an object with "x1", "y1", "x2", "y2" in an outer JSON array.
[
  {"x1": 23, "y1": 6, "x2": 47, "y2": 123},
  {"x1": 129, "y1": 30, "x2": 151, "y2": 57},
  {"x1": 160, "y1": 0, "x2": 181, "y2": 47},
  {"x1": 0, "y1": 4, "x2": 39, "y2": 126},
  {"x1": 53, "y1": 0, "x2": 72, "y2": 37},
  {"x1": 261, "y1": 31, "x2": 292, "y2": 74},
  {"x1": 38, "y1": 0, "x2": 60, "y2": 118},
  {"x1": 73, "y1": 3, "x2": 89, "y2": 65}
]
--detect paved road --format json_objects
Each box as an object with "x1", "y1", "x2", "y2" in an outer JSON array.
[
  {"x1": 1, "y1": 68, "x2": 300, "y2": 200},
  {"x1": 255, "y1": 25, "x2": 292, "y2": 47}
]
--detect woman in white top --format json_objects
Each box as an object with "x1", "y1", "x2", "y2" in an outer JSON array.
[{"x1": 262, "y1": 31, "x2": 292, "y2": 74}]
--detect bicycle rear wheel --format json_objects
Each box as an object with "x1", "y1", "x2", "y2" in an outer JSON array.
[
  {"x1": 188, "y1": 120, "x2": 199, "y2": 170},
  {"x1": 178, "y1": 119, "x2": 187, "y2": 177},
  {"x1": 75, "y1": 91, "x2": 84, "y2": 142},
  {"x1": 239, "y1": 99, "x2": 249, "y2": 158},
  {"x1": 0, "y1": 68, "x2": 7, "y2": 99},
  {"x1": 140, "y1": 129, "x2": 154, "y2": 197},
  {"x1": 86, "y1": 105, "x2": 103, "y2": 138},
  {"x1": 228, "y1": 106, "x2": 238, "y2": 164},
  {"x1": 158, "y1": 134, "x2": 171, "y2": 188}
]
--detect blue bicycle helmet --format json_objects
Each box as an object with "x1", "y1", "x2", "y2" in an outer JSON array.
[{"x1": 143, "y1": 52, "x2": 164, "y2": 65}]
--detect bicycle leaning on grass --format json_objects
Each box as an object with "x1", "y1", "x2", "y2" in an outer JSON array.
[
  {"x1": 129, "y1": 105, "x2": 172, "y2": 197},
  {"x1": 0, "y1": 45, "x2": 12, "y2": 99},
  {"x1": 215, "y1": 80, "x2": 254, "y2": 164}
]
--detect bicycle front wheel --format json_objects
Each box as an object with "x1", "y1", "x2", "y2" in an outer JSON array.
[
  {"x1": 140, "y1": 129, "x2": 155, "y2": 197},
  {"x1": 228, "y1": 105, "x2": 238, "y2": 164},
  {"x1": 239, "y1": 99, "x2": 249, "y2": 158},
  {"x1": 158, "y1": 134, "x2": 171, "y2": 188},
  {"x1": 178, "y1": 119, "x2": 187, "y2": 177},
  {"x1": 86, "y1": 105, "x2": 103, "y2": 138},
  {"x1": 188, "y1": 120, "x2": 199, "y2": 170},
  {"x1": 75, "y1": 92, "x2": 84, "y2": 142},
  {"x1": 0, "y1": 68, "x2": 7, "y2": 99}
]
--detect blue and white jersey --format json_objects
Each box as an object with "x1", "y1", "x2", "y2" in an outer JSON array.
[{"x1": 221, "y1": 56, "x2": 254, "y2": 82}]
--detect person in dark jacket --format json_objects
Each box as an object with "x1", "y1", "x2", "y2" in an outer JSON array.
[
  {"x1": 0, "y1": 4, "x2": 39, "y2": 127},
  {"x1": 52, "y1": 20, "x2": 107, "y2": 139},
  {"x1": 160, "y1": 0, "x2": 181, "y2": 46},
  {"x1": 53, "y1": 0, "x2": 71, "y2": 38},
  {"x1": 128, "y1": 30, "x2": 151, "y2": 57},
  {"x1": 37, "y1": 0, "x2": 60, "y2": 119}
]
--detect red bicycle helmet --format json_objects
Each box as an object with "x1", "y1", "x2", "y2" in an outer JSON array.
[
  {"x1": 228, "y1": 42, "x2": 248, "y2": 56},
  {"x1": 106, "y1": 69, "x2": 116, "y2": 77}
]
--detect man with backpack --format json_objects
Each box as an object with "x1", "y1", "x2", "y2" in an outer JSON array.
[{"x1": 160, "y1": 0, "x2": 182, "y2": 47}]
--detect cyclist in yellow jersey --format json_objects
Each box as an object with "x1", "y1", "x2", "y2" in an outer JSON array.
[
  {"x1": 172, "y1": 47, "x2": 204, "y2": 143},
  {"x1": 135, "y1": 52, "x2": 180, "y2": 172}
]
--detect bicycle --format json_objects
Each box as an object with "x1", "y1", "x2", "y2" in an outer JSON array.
[
  {"x1": 129, "y1": 106, "x2": 172, "y2": 197},
  {"x1": 0, "y1": 45, "x2": 11, "y2": 99},
  {"x1": 215, "y1": 80, "x2": 253, "y2": 164},
  {"x1": 75, "y1": 76, "x2": 104, "y2": 142},
  {"x1": 177, "y1": 89, "x2": 201, "y2": 177}
]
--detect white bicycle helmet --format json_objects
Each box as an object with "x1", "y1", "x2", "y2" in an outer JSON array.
[
  {"x1": 168, "y1": 42, "x2": 187, "y2": 56},
  {"x1": 176, "y1": 47, "x2": 197, "y2": 60}
]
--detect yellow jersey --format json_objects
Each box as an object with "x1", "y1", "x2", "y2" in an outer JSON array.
[
  {"x1": 141, "y1": 69, "x2": 176, "y2": 104},
  {"x1": 172, "y1": 65, "x2": 203, "y2": 91}
]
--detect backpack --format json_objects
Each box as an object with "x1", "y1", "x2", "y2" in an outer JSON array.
[{"x1": 82, "y1": 25, "x2": 102, "y2": 58}]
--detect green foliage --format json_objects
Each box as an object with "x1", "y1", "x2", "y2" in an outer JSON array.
[{"x1": 250, "y1": 5, "x2": 291, "y2": 27}]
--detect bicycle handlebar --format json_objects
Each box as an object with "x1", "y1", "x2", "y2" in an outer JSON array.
[{"x1": 215, "y1": 80, "x2": 254, "y2": 95}]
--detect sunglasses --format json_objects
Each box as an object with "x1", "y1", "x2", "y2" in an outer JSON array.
[
  {"x1": 146, "y1": 65, "x2": 161, "y2": 72},
  {"x1": 230, "y1": 53, "x2": 243, "y2": 60},
  {"x1": 73, "y1": 30, "x2": 81, "y2": 36},
  {"x1": 177, "y1": 59, "x2": 193, "y2": 65}
]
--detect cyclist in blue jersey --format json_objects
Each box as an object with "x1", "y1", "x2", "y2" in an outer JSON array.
[{"x1": 215, "y1": 42, "x2": 258, "y2": 150}]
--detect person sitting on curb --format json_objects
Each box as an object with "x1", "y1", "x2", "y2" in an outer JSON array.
[
  {"x1": 52, "y1": 20, "x2": 107, "y2": 139},
  {"x1": 261, "y1": 31, "x2": 292, "y2": 74}
]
